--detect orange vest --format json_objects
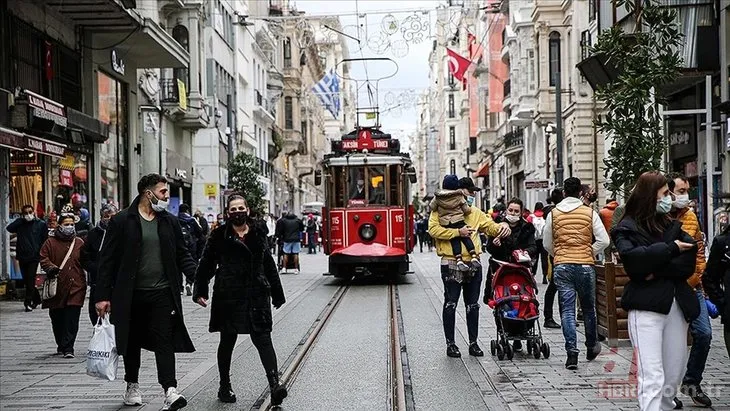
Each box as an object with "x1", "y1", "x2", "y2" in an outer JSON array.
[{"x1": 552, "y1": 206, "x2": 595, "y2": 265}]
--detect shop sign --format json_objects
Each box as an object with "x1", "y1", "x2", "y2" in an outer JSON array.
[
  {"x1": 165, "y1": 150, "x2": 193, "y2": 185},
  {"x1": 204, "y1": 183, "x2": 218, "y2": 197},
  {"x1": 111, "y1": 49, "x2": 125, "y2": 76},
  {"x1": 26, "y1": 136, "x2": 66, "y2": 158},
  {"x1": 524, "y1": 180, "x2": 550, "y2": 190},
  {"x1": 667, "y1": 117, "x2": 696, "y2": 160},
  {"x1": 0, "y1": 127, "x2": 25, "y2": 150},
  {"x1": 26, "y1": 90, "x2": 67, "y2": 128},
  {"x1": 59, "y1": 154, "x2": 75, "y2": 170},
  {"x1": 177, "y1": 79, "x2": 187, "y2": 111},
  {"x1": 60, "y1": 169, "x2": 74, "y2": 187}
]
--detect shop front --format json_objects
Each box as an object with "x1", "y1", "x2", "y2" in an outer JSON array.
[{"x1": 166, "y1": 150, "x2": 193, "y2": 215}]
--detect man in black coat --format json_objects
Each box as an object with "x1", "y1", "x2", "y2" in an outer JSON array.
[
  {"x1": 6, "y1": 204, "x2": 47, "y2": 311},
  {"x1": 275, "y1": 213, "x2": 304, "y2": 272},
  {"x1": 95, "y1": 174, "x2": 196, "y2": 410}
]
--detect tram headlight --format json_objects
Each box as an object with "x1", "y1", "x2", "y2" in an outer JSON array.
[{"x1": 359, "y1": 223, "x2": 376, "y2": 241}]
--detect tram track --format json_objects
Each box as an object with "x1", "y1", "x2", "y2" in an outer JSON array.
[{"x1": 254, "y1": 281, "x2": 410, "y2": 411}]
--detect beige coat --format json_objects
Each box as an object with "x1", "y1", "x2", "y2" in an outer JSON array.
[{"x1": 429, "y1": 189, "x2": 471, "y2": 226}]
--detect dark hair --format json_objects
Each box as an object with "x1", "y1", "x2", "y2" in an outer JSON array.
[
  {"x1": 58, "y1": 214, "x2": 75, "y2": 224},
  {"x1": 137, "y1": 173, "x2": 168, "y2": 194},
  {"x1": 666, "y1": 172, "x2": 688, "y2": 192},
  {"x1": 22, "y1": 204, "x2": 33, "y2": 212},
  {"x1": 507, "y1": 197, "x2": 524, "y2": 211},
  {"x1": 179, "y1": 203, "x2": 191, "y2": 214},
  {"x1": 534, "y1": 202, "x2": 544, "y2": 211},
  {"x1": 622, "y1": 171, "x2": 670, "y2": 234},
  {"x1": 549, "y1": 188, "x2": 564, "y2": 205},
  {"x1": 606, "y1": 198, "x2": 616, "y2": 204},
  {"x1": 563, "y1": 177, "x2": 582, "y2": 198},
  {"x1": 226, "y1": 194, "x2": 248, "y2": 210}
]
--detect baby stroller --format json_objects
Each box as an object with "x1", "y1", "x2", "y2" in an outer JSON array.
[{"x1": 487, "y1": 258, "x2": 550, "y2": 360}]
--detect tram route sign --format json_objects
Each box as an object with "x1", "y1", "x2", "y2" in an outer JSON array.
[{"x1": 332, "y1": 128, "x2": 400, "y2": 154}]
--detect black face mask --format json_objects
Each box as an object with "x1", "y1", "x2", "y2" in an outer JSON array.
[{"x1": 229, "y1": 211, "x2": 249, "y2": 226}]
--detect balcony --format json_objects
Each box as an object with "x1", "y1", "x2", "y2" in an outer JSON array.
[
  {"x1": 503, "y1": 127, "x2": 524, "y2": 156},
  {"x1": 283, "y1": 129, "x2": 304, "y2": 155},
  {"x1": 160, "y1": 78, "x2": 209, "y2": 129},
  {"x1": 254, "y1": 90, "x2": 276, "y2": 125},
  {"x1": 257, "y1": 156, "x2": 275, "y2": 179},
  {"x1": 267, "y1": 68, "x2": 284, "y2": 92}
]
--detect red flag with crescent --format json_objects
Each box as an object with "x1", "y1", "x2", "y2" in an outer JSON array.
[
  {"x1": 45, "y1": 41, "x2": 53, "y2": 81},
  {"x1": 446, "y1": 48, "x2": 471, "y2": 85}
]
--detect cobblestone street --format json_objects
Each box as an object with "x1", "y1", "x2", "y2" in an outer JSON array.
[{"x1": 1, "y1": 252, "x2": 730, "y2": 410}]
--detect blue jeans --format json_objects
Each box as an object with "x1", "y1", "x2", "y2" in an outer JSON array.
[
  {"x1": 683, "y1": 290, "x2": 712, "y2": 386},
  {"x1": 441, "y1": 264, "x2": 483, "y2": 345},
  {"x1": 553, "y1": 264, "x2": 598, "y2": 354}
]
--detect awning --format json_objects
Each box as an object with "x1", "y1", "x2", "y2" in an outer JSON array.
[{"x1": 474, "y1": 162, "x2": 489, "y2": 178}]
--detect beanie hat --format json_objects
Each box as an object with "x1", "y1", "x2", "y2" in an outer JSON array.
[{"x1": 442, "y1": 174, "x2": 459, "y2": 190}]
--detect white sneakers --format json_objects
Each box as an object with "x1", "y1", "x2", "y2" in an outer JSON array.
[
  {"x1": 123, "y1": 382, "x2": 142, "y2": 406},
  {"x1": 162, "y1": 387, "x2": 187, "y2": 411}
]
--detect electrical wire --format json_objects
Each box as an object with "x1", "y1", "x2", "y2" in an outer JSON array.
[{"x1": 81, "y1": 26, "x2": 141, "y2": 50}]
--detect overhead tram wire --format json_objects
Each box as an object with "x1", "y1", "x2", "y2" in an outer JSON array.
[{"x1": 249, "y1": 6, "x2": 436, "y2": 21}]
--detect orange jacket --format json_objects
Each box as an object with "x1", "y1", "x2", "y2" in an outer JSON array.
[
  {"x1": 674, "y1": 208, "x2": 706, "y2": 288},
  {"x1": 599, "y1": 201, "x2": 619, "y2": 233}
]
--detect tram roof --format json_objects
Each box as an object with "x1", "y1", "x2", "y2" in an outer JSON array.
[{"x1": 321, "y1": 154, "x2": 412, "y2": 167}]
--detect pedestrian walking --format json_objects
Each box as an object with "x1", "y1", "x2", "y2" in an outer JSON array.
[
  {"x1": 415, "y1": 215, "x2": 427, "y2": 252},
  {"x1": 193, "y1": 209, "x2": 210, "y2": 237},
  {"x1": 193, "y1": 194, "x2": 287, "y2": 406},
  {"x1": 612, "y1": 171, "x2": 700, "y2": 411},
  {"x1": 485, "y1": 197, "x2": 537, "y2": 353},
  {"x1": 702, "y1": 194, "x2": 730, "y2": 356},
  {"x1": 667, "y1": 173, "x2": 712, "y2": 407},
  {"x1": 265, "y1": 213, "x2": 277, "y2": 253},
  {"x1": 275, "y1": 212, "x2": 304, "y2": 273},
  {"x1": 6, "y1": 204, "x2": 48, "y2": 311},
  {"x1": 39, "y1": 209, "x2": 86, "y2": 358},
  {"x1": 82, "y1": 204, "x2": 118, "y2": 325},
  {"x1": 531, "y1": 202, "x2": 547, "y2": 280},
  {"x1": 305, "y1": 213, "x2": 318, "y2": 254},
  {"x1": 428, "y1": 176, "x2": 510, "y2": 358},
  {"x1": 542, "y1": 189, "x2": 563, "y2": 329},
  {"x1": 178, "y1": 203, "x2": 205, "y2": 296},
  {"x1": 94, "y1": 173, "x2": 197, "y2": 411},
  {"x1": 543, "y1": 177, "x2": 609, "y2": 370}
]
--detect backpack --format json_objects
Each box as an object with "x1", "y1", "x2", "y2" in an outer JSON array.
[{"x1": 532, "y1": 215, "x2": 546, "y2": 240}]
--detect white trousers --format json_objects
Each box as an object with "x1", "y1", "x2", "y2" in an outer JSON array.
[{"x1": 628, "y1": 299, "x2": 689, "y2": 411}]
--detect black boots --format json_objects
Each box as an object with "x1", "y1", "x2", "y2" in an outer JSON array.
[
  {"x1": 267, "y1": 370, "x2": 288, "y2": 406},
  {"x1": 218, "y1": 381, "x2": 236, "y2": 403},
  {"x1": 446, "y1": 343, "x2": 461, "y2": 358}
]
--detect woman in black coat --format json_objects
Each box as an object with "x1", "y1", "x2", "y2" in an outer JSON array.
[
  {"x1": 702, "y1": 194, "x2": 730, "y2": 357},
  {"x1": 611, "y1": 171, "x2": 699, "y2": 411},
  {"x1": 193, "y1": 195, "x2": 287, "y2": 406}
]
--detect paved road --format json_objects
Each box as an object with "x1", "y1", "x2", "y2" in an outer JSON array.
[{"x1": 2, "y1": 251, "x2": 730, "y2": 410}]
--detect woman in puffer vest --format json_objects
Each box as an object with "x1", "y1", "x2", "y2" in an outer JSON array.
[{"x1": 612, "y1": 171, "x2": 699, "y2": 411}]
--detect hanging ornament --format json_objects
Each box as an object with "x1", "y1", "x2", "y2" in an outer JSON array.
[
  {"x1": 380, "y1": 14, "x2": 399, "y2": 36},
  {"x1": 367, "y1": 32, "x2": 390, "y2": 55},
  {"x1": 391, "y1": 39, "x2": 409, "y2": 58},
  {"x1": 400, "y1": 14, "x2": 428, "y2": 44}
]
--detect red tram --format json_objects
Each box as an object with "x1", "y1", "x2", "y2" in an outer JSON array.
[{"x1": 315, "y1": 127, "x2": 417, "y2": 280}]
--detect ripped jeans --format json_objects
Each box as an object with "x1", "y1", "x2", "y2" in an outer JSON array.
[{"x1": 441, "y1": 263, "x2": 483, "y2": 345}]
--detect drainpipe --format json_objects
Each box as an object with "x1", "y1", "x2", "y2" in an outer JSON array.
[{"x1": 555, "y1": 71, "x2": 564, "y2": 185}]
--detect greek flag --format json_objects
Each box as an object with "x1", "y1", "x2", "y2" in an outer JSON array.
[{"x1": 312, "y1": 69, "x2": 340, "y2": 119}]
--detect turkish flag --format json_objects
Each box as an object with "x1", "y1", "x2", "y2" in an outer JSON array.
[
  {"x1": 45, "y1": 41, "x2": 53, "y2": 81},
  {"x1": 446, "y1": 48, "x2": 471, "y2": 89}
]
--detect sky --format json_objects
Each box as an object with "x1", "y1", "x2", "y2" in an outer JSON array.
[{"x1": 292, "y1": 0, "x2": 445, "y2": 144}]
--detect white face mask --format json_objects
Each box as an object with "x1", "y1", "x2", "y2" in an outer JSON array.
[
  {"x1": 147, "y1": 191, "x2": 169, "y2": 212},
  {"x1": 23, "y1": 214, "x2": 34, "y2": 222},
  {"x1": 672, "y1": 193, "x2": 690, "y2": 209},
  {"x1": 505, "y1": 214, "x2": 520, "y2": 223}
]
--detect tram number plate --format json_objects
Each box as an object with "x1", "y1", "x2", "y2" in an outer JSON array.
[{"x1": 394, "y1": 214, "x2": 403, "y2": 223}]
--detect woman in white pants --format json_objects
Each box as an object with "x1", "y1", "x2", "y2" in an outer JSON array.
[{"x1": 612, "y1": 171, "x2": 700, "y2": 411}]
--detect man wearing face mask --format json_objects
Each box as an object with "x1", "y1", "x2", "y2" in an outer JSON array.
[
  {"x1": 95, "y1": 173, "x2": 197, "y2": 410},
  {"x1": 667, "y1": 173, "x2": 713, "y2": 407},
  {"x1": 7, "y1": 204, "x2": 48, "y2": 311},
  {"x1": 350, "y1": 176, "x2": 367, "y2": 200}
]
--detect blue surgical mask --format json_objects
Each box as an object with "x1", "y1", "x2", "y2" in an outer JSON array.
[
  {"x1": 656, "y1": 195, "x2": 672, "y2": 214},
  {"x1": 466, "y1": 196, "x2": 475, "y2": 207}
]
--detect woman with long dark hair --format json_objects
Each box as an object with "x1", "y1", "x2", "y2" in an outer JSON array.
[
  {"x1": 612, "y1": 171, "x2": 699, "y2": 411},
  {"x1": 193, "y1": 194, "x2": 287, "y2": 405}
]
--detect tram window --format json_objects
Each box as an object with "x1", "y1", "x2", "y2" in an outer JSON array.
[
  {"x1": 348, "y1": 167, "x2": 367, "y2": 203},
  {"x1": 368, "y1": 166, "x2": 385, "y2": 205},
  {"x1": 331, "y1": 166, "x2": 347, "y2": 207},
  {"x1": 389, "y1": 165, "x2": 403, "y2": 206}
]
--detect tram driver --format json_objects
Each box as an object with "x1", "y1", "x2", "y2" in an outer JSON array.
[{"x1": 349, "y1": 174, "x2": 367, "y2": 200}]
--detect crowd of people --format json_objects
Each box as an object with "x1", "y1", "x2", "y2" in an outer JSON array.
[{"x1": 6, "y1": 169, "x2": 730, "y2": 411}]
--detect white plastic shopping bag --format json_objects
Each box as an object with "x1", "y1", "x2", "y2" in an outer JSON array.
[{"x1": 86, "y1": 316, "x2": 119, "y2": 381}]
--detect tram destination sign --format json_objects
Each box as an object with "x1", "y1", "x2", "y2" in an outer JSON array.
[{"x1": 331, "y1": 129, "x2": 400, "y2": 154}]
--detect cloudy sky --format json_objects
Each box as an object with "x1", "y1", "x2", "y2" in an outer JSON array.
[{"x1": 293, "y1": 0, "x2": 444, "y2": 141}]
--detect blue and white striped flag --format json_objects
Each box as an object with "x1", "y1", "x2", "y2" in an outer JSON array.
[{"x1": 312, "y1": 69, "x2": 340, "y2": 119}]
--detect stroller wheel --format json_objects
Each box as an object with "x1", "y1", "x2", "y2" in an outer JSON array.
[
  {"x1": 505, "y1": 343, "x2": 514, "y2": 361},
  {"x1": 490, "y1": 340, "x2": 497, "y2": 356},
  {"x1": 526, "y1": 341, "x2": 533, "y2": 354},
  {"x1": 541, "y1": 343, "x2": 550, "y2": 359},
  {"x1": 533, "y1": 343, "x2": 541, "y2": 359},
  {"x1": 496, "y1": 345, "x2": 505, "y2": 360}
]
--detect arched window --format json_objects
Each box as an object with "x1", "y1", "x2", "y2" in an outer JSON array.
[
  {"x1": 450, "y1": 159, "x2": 456, "y2": 175},
  {"x1": 548, "y1": 31, "x2": 561, "y2": 87},
  {"x1": 172, "y1": 25, "x2": 190, "y2": 90}
]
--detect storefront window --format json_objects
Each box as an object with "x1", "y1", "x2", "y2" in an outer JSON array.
[
  {"x1": 98, "y1": 71, "x2": 128, "y2": 208},
  {"x1": 9, "y1": 150, "x2": 45, "y2": 217},
  {"x1": 50, "y1": 152, "x2": 89, "y2": 213}
]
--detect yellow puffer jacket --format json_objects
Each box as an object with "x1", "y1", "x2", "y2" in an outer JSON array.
[
  {"x1": 428, "y1": 206, "x2": 502, "y2": 261},
  {"x1": 675, "y1": 208, "x2": 706, "y2": 288}
]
